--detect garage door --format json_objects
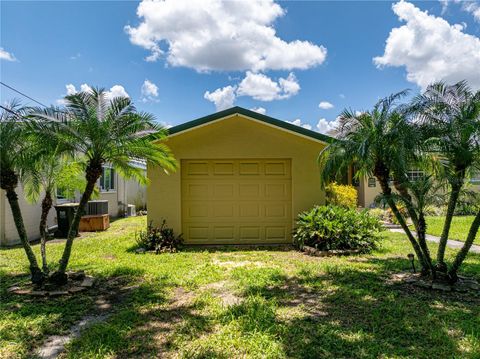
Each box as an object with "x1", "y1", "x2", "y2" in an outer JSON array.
[{"x1": 181, "y1": 159, "x2": 292, "y2": 244}]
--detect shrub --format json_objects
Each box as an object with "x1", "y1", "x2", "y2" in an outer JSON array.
[
  {"x1": 325, "y1": 182, "x2": 357, "y2": 209},
  {"x1": 368, "y1": 208, "x2": 389, "y2": 222},
  {"x1": 136, "y1": 220, "x2": 183, "y2": 253},
  {"x1": 293, "y1": 205, "x2": 383, "y2": 252}
]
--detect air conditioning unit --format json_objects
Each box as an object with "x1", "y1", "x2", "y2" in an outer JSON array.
[
  {"x1": 126, "y1": 204, "x2": 136, "y2": 217},
  {"x1": 85, "y1": 200, "x2": 109, "y2": 215}
]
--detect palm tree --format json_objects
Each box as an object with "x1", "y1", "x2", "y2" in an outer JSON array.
[
  {"x1": 0, "y1": 100, "x2": 44, "y2": 284},
  {"x1": 30, "y1": 87, "x2": 177, "y2": 284},
  {"x1": 412, "y1": 81, "x2": 480, "y2": 272},
  {"x1": 22, "y1": 146, "x2": 82, "y2": 274},
  {"x1": 318, "y1": 91, "x2": 431, "y2": 273}
]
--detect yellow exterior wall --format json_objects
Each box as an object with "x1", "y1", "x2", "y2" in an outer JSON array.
[{"x1": 147, "y1": 114, "x2": 327, "y2": 243}]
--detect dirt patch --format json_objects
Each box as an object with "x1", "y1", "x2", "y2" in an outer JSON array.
[
  {"x1": 267, "y1": 278, "x2": 329, "y2": 319},
  {"x1": 202, "y1": 281, "x2": 242, "y2": 306}
]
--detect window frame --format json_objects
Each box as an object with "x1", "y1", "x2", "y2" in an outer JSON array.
[{"x1": 99, "y1": 166, "x2": 116, "y2": 192}]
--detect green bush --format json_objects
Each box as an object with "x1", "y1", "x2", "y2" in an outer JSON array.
[
  {"x1": 293, "y1": 205, "x2": 383, "y2": 252},
  {"x1": 325, "y1": 182, "x2": 357, "y2": 209},
  {"x1": 136, "y1": 220, "x2": 183, "y2": 253}
]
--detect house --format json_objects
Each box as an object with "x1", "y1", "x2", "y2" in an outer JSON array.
[
  {"x1": 356, "y1": 170, "x2": 480, "y2": 208},
  {"x1": 0, "y1": 186, "x2": 56, "y2": 247},
  {"x1": 0, "y1": 161, "x2": 147, "y2": 246},
  {"x1": 147, "y1": 107, "x2": 334, "y2": 244}
]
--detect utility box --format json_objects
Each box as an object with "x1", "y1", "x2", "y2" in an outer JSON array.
[
  {"x1": 79, "y1": 214, "x2": 110, "y2": 232},
  {"x1": 54, "y1": 203, "x2": 79, "y2": 238}
]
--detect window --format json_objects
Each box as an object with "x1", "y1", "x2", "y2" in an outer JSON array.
[
  {"x1": 406, "y1": 170, "x2": 424, "y2": 182},
  {"x1": 99, "y1": 166, "x2": 115, "y2": 191},
  {"x1": 470, "y1": 172, "x2": 480, "y2": 184},
  {"x1": 56, "y1": 187, "x2": 67, "y2": 200}
]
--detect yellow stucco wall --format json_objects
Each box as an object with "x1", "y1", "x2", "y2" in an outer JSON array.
[{"x1": 147, "y1": 114, "x2": 327, "y2": 243}]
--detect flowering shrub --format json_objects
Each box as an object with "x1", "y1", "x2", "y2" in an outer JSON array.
[{"x1": 325, "y1": 182, "x2": 357, "y2": 209}]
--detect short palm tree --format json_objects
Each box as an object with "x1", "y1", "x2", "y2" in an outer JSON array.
[
  {"x1": 30, "y1": 87, "x2": 177, "y2": 284},
  {"x1": 412, "y1": 81, "x2": 480, "y2": 272},
  {"x1": 319, "y1": 91, "x2": 431, "y2": 273},
  {"x1": 0, "y1": 100, "x2": 44, "y2": 283},
  {"x1": 22, "y1": 145, "x2": 82, "y2": 274}
]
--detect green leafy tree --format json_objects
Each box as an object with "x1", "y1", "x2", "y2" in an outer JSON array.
[
  {"x1": 412, "y1": 81, "x2": 480, "y2": 274},
  {"x1": 0, "y1": 101, "x2": 44, "y2": 283},
  {"x1": 30, "y1": 87, "x2": 177, "y2": 284}
]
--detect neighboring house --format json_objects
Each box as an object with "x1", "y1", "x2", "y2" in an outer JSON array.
[
  {"x1": 147, "y1": 107, "x2": 334, "y2": 245},
  {"x1": 356, "y1": 170, "x2": 480, "y2": 208},
  {"x1": 0, "y1": 186, "x2": 56, "y2": 246},
  {"x1": 0, "y1": 161, "x2": 147, "y2": 246},
  {"x1": 89, "y1": 160, "x2": 147, "y2": 217}
]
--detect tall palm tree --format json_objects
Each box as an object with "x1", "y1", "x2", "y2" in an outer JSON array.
[
  {"x1": 0, "y1": 100, "x2": 44, "y2": 284},
  {"x1": 318, "y1": 91, "x2": 431, "y2": 273},
  {"x1": 30, "y1": 87, "x2": 177, "y2": 284},
  {"x1": 412, "y1": 81, "x2": 480, "y2": 272}
]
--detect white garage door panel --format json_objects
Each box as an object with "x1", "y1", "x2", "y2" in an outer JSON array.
[{"x1": 181, "y1": 159, "x2": 292, "y2": 244}]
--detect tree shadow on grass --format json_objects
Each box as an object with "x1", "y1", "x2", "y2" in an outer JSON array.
[
  {"x1": 65, "y1": 284, "x2": 217, "y2": 358},
  {"x1": 227, "y1": 256, "x2": 480, "y2": 358}
]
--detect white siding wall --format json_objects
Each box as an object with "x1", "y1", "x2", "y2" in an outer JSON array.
[
  {"x1": 1, "y1": 186, "x2": 56, "y2": 246},
  {"x1": 126, "y1": 178, "x2": 146, "y2": 210}
]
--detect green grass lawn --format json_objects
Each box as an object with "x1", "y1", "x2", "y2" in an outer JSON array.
[
  {"x1": 425, "y1": 216, "x2": 480, "y2": 245},
  {"x1": 1, "y1": 216, "x2": 480, "y2": 358}
]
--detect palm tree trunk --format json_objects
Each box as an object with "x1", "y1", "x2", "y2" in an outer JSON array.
[
  {"x1": 5, "y1": 188, "x2": 44, "y2": 284},
  {"x1": 448, "y1": 209, "x2": 480, "y2": 282},
  {"x1": 437, "y1": 181, "x2": 462, "y2": 271},
  {"x1": 417, "y1": 212, "x2": 436, "y2": 278},
  {"x1": 392, "y1": 178, "x2": 435, "y2": 276},
  {"x1": 49, "y1": 162, "x2": 102, "y2": 285},
  {"x1": 39, "y1": 190, "x2": 53, "y2": 274},
  {"x1": 376, "y1": 176, "x2": 429, "y2": 273}
]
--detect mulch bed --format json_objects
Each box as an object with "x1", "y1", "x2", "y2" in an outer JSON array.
[
  {"x1": 389, "y1": 272, "x2": 480, "y2": 295},
  {"x1": 6, "y1": 271, "x2": 94, "y2": 297}
]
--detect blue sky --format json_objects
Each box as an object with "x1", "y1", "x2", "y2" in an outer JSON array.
[{"x1": 1, "y1": 0, "x2": 479, "y2": 132}]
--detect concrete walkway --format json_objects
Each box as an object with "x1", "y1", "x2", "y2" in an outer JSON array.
[{"x1": 389, "y1": 228, "x2": 480, "y2": 254}]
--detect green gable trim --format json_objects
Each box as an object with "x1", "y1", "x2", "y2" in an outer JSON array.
[{"x1": 167, "y1": 106, "x2": 335, "y2": 144}]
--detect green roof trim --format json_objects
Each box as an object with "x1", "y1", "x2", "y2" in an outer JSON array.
[{"x1": 167, "y1": 106, "x2": 335, "y2": 144}]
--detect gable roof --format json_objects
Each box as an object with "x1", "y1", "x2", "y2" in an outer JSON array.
[{"x1": 167, "y1": 106, "x2": 334, "y2": 144}]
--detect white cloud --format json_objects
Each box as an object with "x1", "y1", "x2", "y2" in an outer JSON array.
[
  {"x1": 316, "y1": 117, "x2": 340, "y2": 135},
  {"x1": 286, "y1": 118, "x2": 312, "y2": 130},
  {"x1": 318, "y1": 101, "x2": 334, "y2": 110},
  {"x1": 237, "y1": 71, "x2": 300, "y2": 101},
  {"x1": 204, "y1": 85, "x2": 236, "y2": 111},
  {"x1": 374, "y1": 1, "x2": 480, "y2": 89},
  {"x1": 141, "y1": 79, "x2": 159, "y2": 102},
  {"x1": 339, "y1": 94, "x2": 346, "y2": 99},
  {"x1": 442, "y1": 0, "x2": 480, "y2": 22},
  {"x1": 69, "y1": 53, "x2": 81, "y2": 60},
  {"x1": 0, "y1": 48, "x2": 17, "y2": 62},
  {"x1": 57, "y1": 84, "x2": 129, "y2": 105},
  {"x1": 460, "y1": 1, "x2": 480, "y2": 22},
  {"x1": 125, "y1": 0, "x2": 326, "y2": 72},
  {"x1": 107, "y1": 85, "x2": 129, "y2": 99},
  {"x1": 65, "y1": 84, "x2": 77, "y2": 96},
  {"x1": 250, "y1": 107, "x2": 266, "y2": 115}
]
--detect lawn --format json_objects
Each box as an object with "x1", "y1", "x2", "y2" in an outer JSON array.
[
  {"x1": 1, "y1": 216, "x2": 480, "y2": 358},
  {"x1": 425, "y1": 216, "x2": 480, "y2": 245}
]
